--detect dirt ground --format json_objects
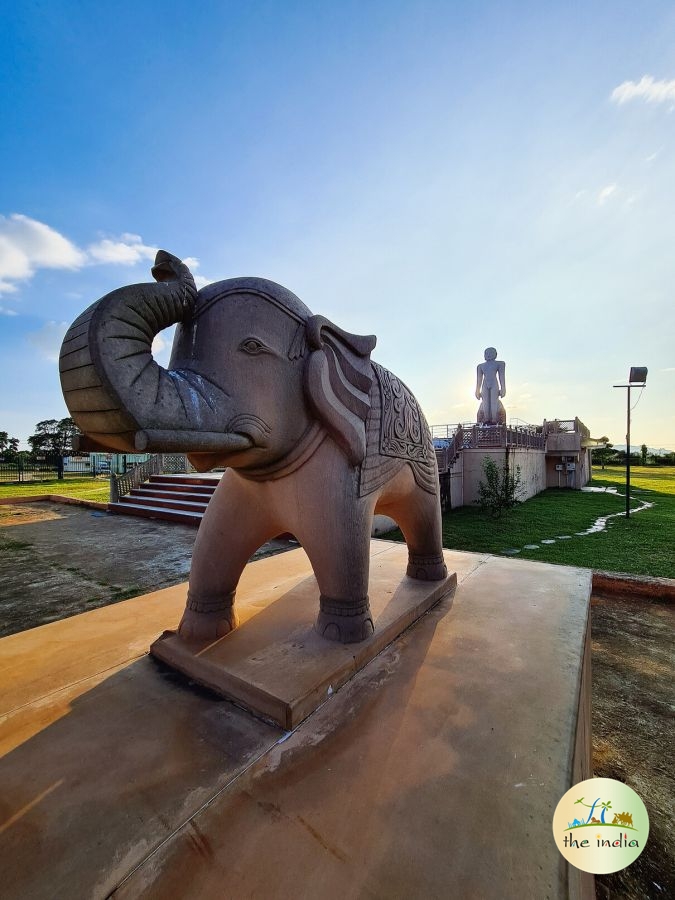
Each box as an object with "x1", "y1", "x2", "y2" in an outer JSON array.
[
  {"x1": 591, "y1": 594, "x2": 674, "y2": 900},
  {"x1": 0, "y1": 502, "x2": 292, "y2": 637},
  {"x1": 1, "y1": 502, "x2": 672, "y2": 898}
]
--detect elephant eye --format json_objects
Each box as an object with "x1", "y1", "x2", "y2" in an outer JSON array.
[{"x1": 239, "y1": 338, "x2": 269, "y2": 355}]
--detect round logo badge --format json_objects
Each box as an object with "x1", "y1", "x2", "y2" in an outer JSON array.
[{"x1": 552, "y1": 777, "x2": 649, "y2": 874}]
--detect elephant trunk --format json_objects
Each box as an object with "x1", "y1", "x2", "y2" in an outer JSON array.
[{"x1": 59, "y1": 251, "x2": 249, "y2": 455}]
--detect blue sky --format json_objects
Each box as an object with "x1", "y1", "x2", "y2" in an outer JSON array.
[{"x1": 1, "y1": 0, "x2": 674, "y2": 449}]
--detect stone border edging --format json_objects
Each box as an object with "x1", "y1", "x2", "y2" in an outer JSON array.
[
  {"x1": 0, "y1": 495, "x2": 109, "y2": 511},
  {"x1": 592, "y1": 570, "x2": 675, "y2": 603}
]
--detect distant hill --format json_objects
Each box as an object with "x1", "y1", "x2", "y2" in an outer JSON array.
[{"x1": 611, "y1": 445, "x2": 674, "y2": 455}]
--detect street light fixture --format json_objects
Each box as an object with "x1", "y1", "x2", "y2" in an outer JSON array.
[{"x1": 613, "y1": 368, "x2": 648, "y2": 518}]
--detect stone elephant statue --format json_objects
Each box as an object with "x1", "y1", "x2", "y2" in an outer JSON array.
[{"x1": 59, "y1": 252, "x2": 446, "y2": 643}]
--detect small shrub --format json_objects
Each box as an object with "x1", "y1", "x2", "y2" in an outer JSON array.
[{"x1": 477, "y1": 455, "x2": 523, "y2": 518}]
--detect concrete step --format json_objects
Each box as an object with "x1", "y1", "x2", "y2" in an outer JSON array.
[
  {"x1": 130, "y1": 488, "x2": 214, "y2": 504},
  {"x1": 122, "y1": 495, "x2": 209, "y2": 514},
  {"x1": 148, "y1": 474, "x2": 223, "y2": 488},
  {"x1": 109, "y1": 501, "x2": 204, "y2": 526},
  {"x1": 144, "y1": 480, "x2": 218, "y2": 495},
  {"x1": 111, "y1": 473, "x2": 221, "y2": 525}
]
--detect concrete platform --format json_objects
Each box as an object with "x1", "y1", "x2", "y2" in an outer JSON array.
[
  {"x1": 0, "y1": 542, "x2": 593, "y2": 900},
  {"x1": 151, "y1": 543, "x2": 457, "y2": 728}
]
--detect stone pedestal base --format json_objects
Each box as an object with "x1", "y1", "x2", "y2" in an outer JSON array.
[
  {"x1": 151, "y1": 544, "x2": 457, "y2": 729},
  {"x1": 0, "y1": 542, "x2": 593, "y2": 900}
]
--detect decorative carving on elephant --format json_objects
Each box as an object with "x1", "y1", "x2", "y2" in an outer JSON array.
[{"x1": 59, "y1": 252, "x2": 447, "y2": 643}]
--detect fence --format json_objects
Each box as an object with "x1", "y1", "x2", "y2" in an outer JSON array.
[
  {"x1": 0, "y1": 458, "x2": 65, "y2": 483},
  {"x1": 0, "y1": 453, "x2": 157, "y2": 484},
  {"x1": 432, "y1": 422, "x2": 545, "y2": 457},
  {"x1": 544, "y1": 418, "x2": 591, "y2": 442},
  {"x1": 0, "y1": 455, "x2": 135, "y2": 483}
]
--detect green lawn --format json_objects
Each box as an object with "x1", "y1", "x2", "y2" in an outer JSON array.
[
  {"x1": 0, "y1": 477, "x2": 110, "y2": 503},
  {"x1": 390, "y1": 465, "x2": 675, "y2": 579},
  {"x1": 2, "y1": 467, "x2": 673, "y2": 578}
]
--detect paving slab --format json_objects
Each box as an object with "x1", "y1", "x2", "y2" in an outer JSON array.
[{"x1": 0, "y1": 544, "x2": 592, "y2": 900}]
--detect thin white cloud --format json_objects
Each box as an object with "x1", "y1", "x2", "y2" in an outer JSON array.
[
  {"x1": 597, "y1": 183, "x2": 617, "y2": 205},
  {"x1": 0, "y1": 304, "x2": 18, "y2": 316},
  {"x1": 181, "y1": 257, "x2": 214, "y2": 289},
  {"x1": 26, "y1": 320, "x2": 69, "y2": 362},
  {"x1": 0, "y1": 213, "x2": 200, "y2": 297},
  {"x1": 152, "y1": 325, "x2": 176, "y2": 365},
  {"x1": 0, "y1": 214, "x2": 86, "y2": 295},
  {"x1": 151, "y1": 332, "x2": 168, "y2": 356},
  {"x1": 611, "y1": 75, "x2": 675, "y2": 105},
  {"x1": 87, "y1": 233, "x2": 157, "y2": 265},
  {"x1": 645, "y1": 147, "x2": 663, "y2": 162}
]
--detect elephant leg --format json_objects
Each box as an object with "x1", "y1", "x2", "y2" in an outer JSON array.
[
  {"x1": 378, "y1": 467, "x2": 447, "y2": 582},
  {"x1": 178, "y1": 473, "x2": 276, "y2": 642},
  {"x1": 295, "y1": 495, "x2": 376, "y2": 644}
]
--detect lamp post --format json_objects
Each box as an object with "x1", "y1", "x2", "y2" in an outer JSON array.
[{"x1": 613, "y1": 367, "x2": 648, "y2": 518}]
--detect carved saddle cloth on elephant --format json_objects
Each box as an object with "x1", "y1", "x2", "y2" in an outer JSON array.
[{"x1": 359, "y1": 362, "x2": 438, "y2": 498}]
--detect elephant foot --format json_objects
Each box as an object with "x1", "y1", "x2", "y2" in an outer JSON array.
[
  {"x1": 407, "y1": 553, "x2": 448, "y2": 581},
  {"x1": 178, "y1": 591, "x2": 238, "y2": 642},
  {"x1": 316, "y1": 595, "x2": 374, "y2": 644}
]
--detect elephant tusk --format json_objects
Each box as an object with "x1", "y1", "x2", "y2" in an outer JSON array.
[{"x1": 134, "y1": 429, "x2": 254, "y2": 453}]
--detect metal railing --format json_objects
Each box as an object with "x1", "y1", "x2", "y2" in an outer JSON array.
[{"x1": 0, "y1": 458, "x2": 65, "y2": 483}]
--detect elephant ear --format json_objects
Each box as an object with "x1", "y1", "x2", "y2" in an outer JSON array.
[{"x1": 304, "y1": 315, "x2": 376, "y2": 466}]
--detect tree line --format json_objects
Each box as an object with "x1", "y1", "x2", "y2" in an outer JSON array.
[
  {"x1": 0, "y1": 418, "x2": 80, "y2": 461},
  {"x1": 594, "y1": 441, "x2": 675, "y2": 468}
]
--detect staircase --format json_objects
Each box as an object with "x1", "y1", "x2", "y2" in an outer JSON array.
[{"x1": 109, "y1": 473, "x2": 222, "y2": 526}]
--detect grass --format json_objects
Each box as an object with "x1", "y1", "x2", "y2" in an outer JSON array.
[
  {"x1": 1, "y1": 467, "x2": 673, "y2": 578},
  {"x1": 0, "y1": 476, "x2": 110, "y2": 503},
  {"x1": 389, "y1": 465, "x2": 675, "y2": 579}
]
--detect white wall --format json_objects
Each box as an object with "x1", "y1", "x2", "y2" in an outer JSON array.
[
  {"x1": 449, "y1": 452, "x2": 463, "y2": 509},
  {"x1": 461, "y1": 448, "x2": 546, "y2": 507}
]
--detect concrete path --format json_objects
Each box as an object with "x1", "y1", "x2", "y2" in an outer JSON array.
[{"x1": 0, "y1": 543, "x2": 593, "y2": 900}]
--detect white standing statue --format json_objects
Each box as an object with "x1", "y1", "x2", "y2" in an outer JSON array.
[{"x1": 475, "y1": 347, "x2": 506, "y2": 425}]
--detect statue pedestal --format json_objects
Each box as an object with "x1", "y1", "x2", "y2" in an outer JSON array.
[
  {"x1": 150, "y1": 543, "x2": 457, "y2": 729},
  {"x1": 0, "y1": 542, "x2": 593, "y2": 899}
]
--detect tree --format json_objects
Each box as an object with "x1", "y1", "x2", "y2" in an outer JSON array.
[
  {"x1": 27, "y1": 418, "x2": 79, "y2": 457},
  {"x1": 0, "y1": 431, "x2": 20, "y2": 460},
  {"x1": 594, "y1": 439, "x2": 614, "y2": 471},
  {"x1": 640, "y1": 444, "x2": 648, "y2": 465},
  {"x1": 574, "y1": 796, "x2": 612, "y2": 824},
  {"x1": 477, "y1": 454, "x2": 523, "y2": 518}
]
